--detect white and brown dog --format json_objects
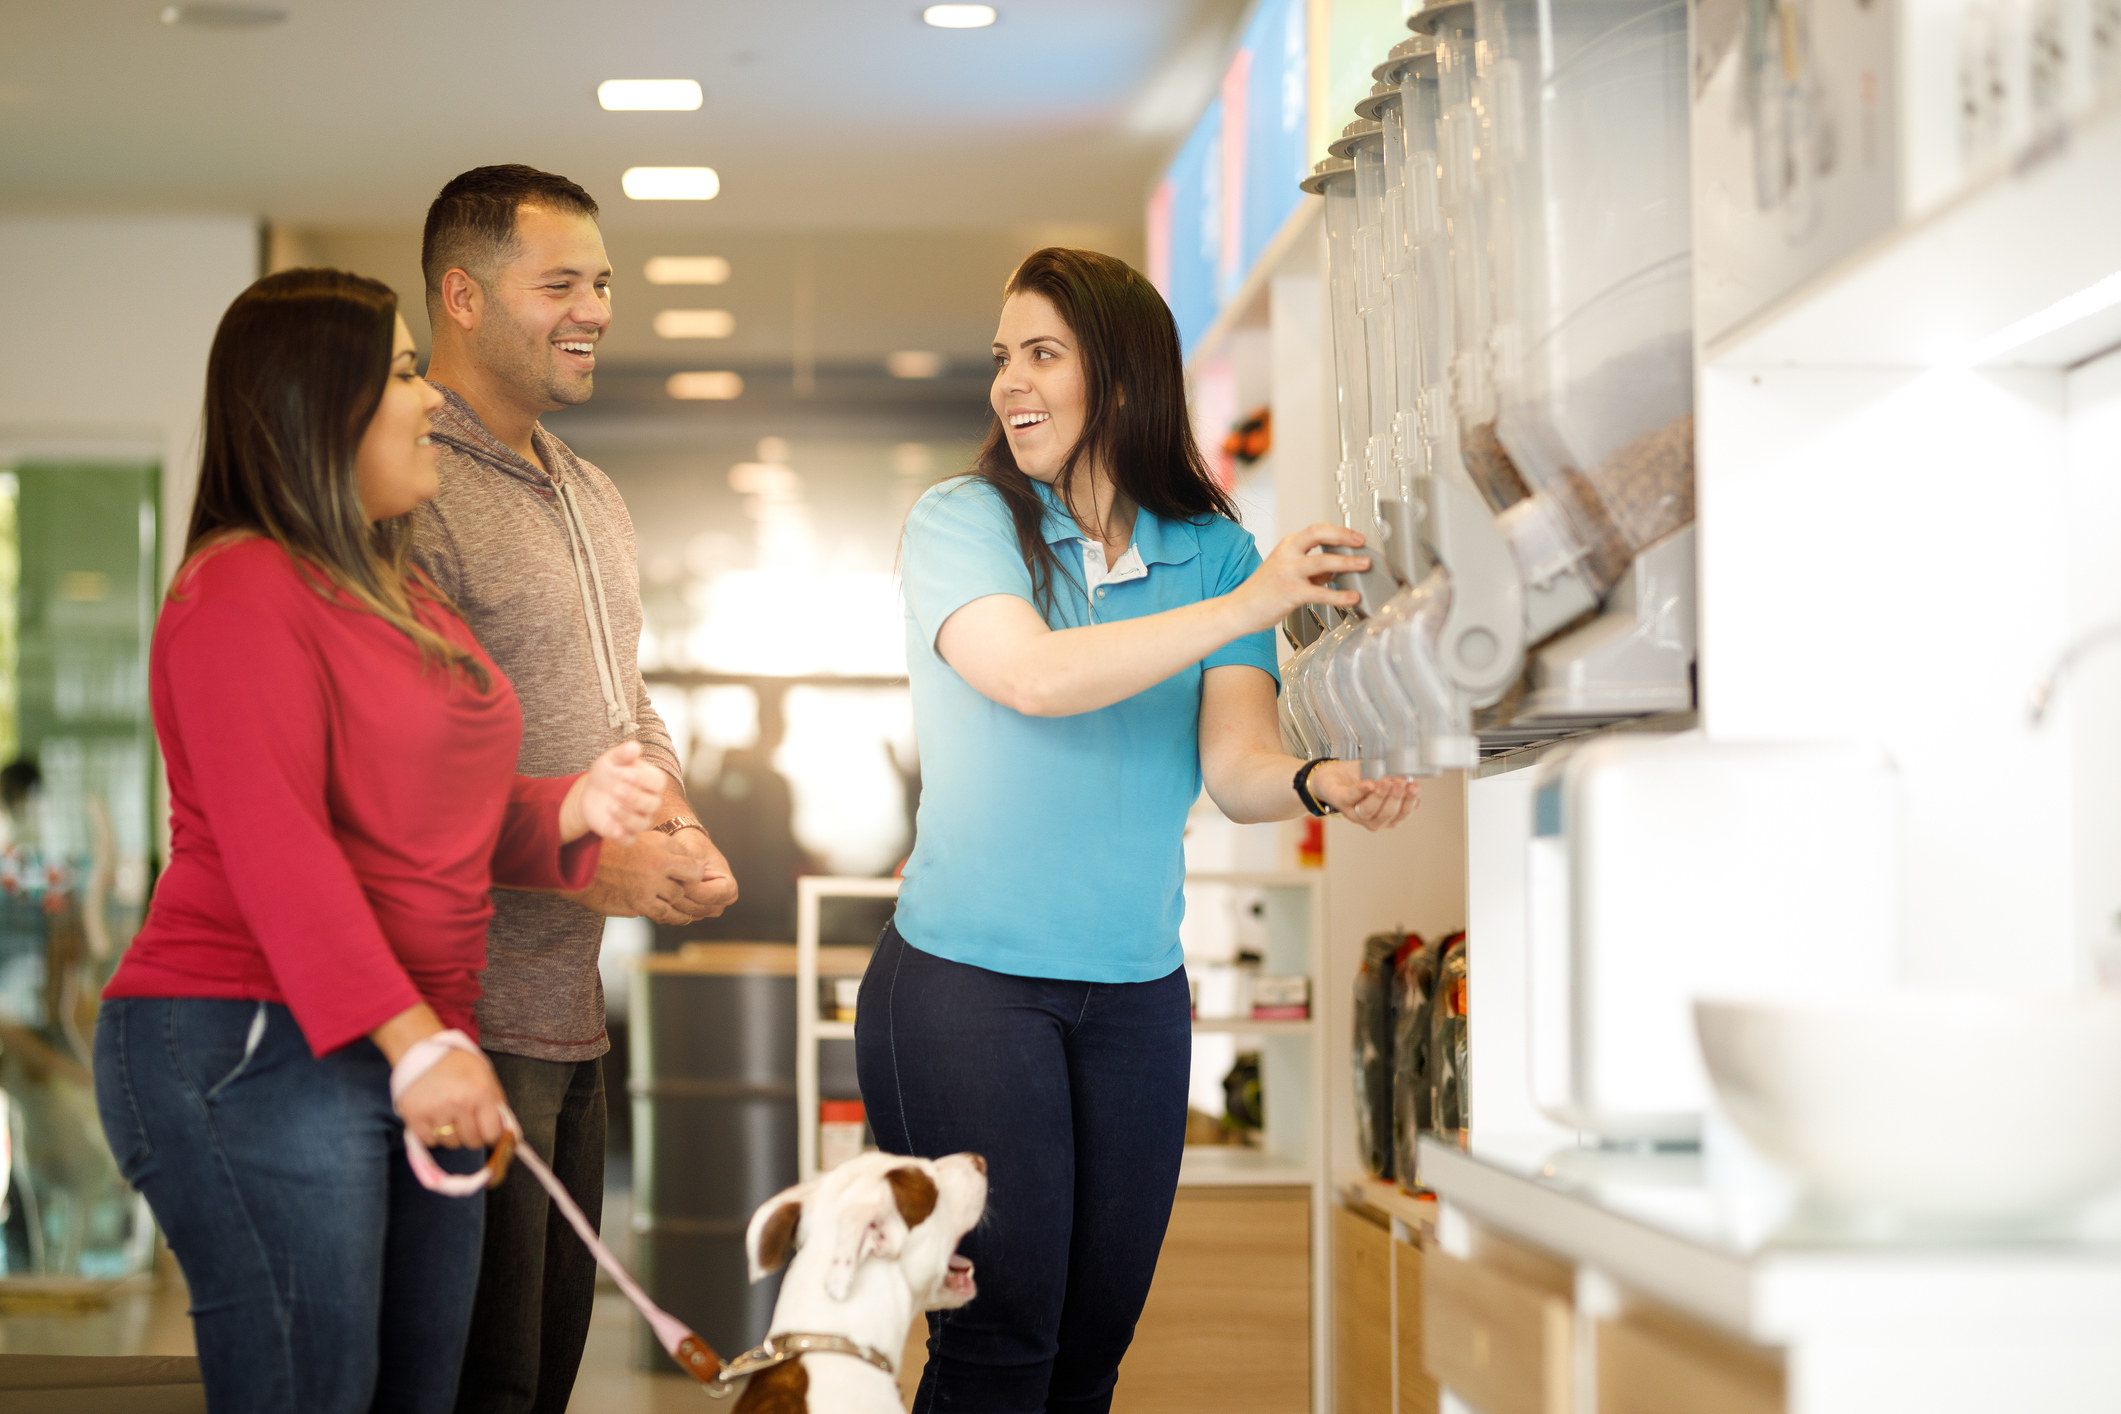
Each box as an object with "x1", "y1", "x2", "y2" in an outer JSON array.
[{"x1": 732, "y1": 1150, "x2": 987, "y2": 1412}]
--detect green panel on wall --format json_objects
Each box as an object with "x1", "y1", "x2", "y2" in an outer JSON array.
[
  {"x1": 1324, "y1": 0, "x2": 1412, "y2": 159},
  {"x1": 10, "y1": 462, "x2": 160, "y2": 899}
]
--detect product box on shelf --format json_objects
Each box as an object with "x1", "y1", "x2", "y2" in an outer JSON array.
[{"x1": 1251, "y1": 974, "x2": 1311, "y2": 1020}]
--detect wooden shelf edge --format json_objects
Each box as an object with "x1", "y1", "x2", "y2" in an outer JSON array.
[{"x1": 1341, "y1": 1171, "x2": 1438, "y2": 1235}]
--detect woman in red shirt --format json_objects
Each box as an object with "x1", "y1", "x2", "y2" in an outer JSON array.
[{"x1": 93, "y1": 268, "x2": 665, "y2": 1414}]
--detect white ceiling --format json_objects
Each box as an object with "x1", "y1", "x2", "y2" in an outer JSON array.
[{"x1": 0, "y1": 0, "x2": 1247, "y2": 231}]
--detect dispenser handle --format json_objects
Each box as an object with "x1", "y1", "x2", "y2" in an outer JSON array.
[{"x1": 1420, "y1": 475, "x2": 1526, "y2": 705}]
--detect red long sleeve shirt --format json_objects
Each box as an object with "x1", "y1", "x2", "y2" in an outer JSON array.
[{"x1": 103, "y1": 537, "x2": 601, "y2": 1055}]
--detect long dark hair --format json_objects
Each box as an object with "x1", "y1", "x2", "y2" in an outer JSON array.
[
  {"x1": 188, "y1": 267, "x2": 486, "y2": 686},
  {"x1": 969, "y1": 247, "x2": 1238, "y2": 613}
]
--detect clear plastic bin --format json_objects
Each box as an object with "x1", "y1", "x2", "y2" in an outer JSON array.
[
  {"x1": 1303, "y1": 156, "x2": 1370, "y2": 535},
  {"x1": 1347, "y1": 122, "x2": 1401, "y2": 525},
  {"x1": 1381, "y1": 38, "x2": 1461, "y2": 501},
  {"x1": 1411, "y1": 1, "x2": 1528, "y2": 514},
  {"x1": 1477, "y1": 0, "x2": 1695, "y2": 595}
]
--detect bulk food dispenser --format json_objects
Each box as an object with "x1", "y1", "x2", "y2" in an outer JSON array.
[
  {"x1": 1292, "y1": 0, "x2": 1703, "y2": 768},
  {"x1": 1284, "y1": 151, "x2": 1420, "y2": 777},
  {"x1": 1474, "y1": 0, "x2": 1698, "y2": 721}
]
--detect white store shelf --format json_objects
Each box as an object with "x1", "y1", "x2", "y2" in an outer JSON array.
[
  {"x1": 1182, "y1": 868, "x2": 1324, "y2": 888},
  {"x1": 1179, "y1": 1145, "x2": 1315, "y2": 1188},
  {"x1": 1710, "y1": 99, "x2": 2121, "y2": 370},
  {"x1": 1190, "y1": 1016, "x2": 1314, "y2": 1035}
]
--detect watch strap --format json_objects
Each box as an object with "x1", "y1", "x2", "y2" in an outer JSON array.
[
  {"x1": 653, "y1": 814, "x2": 705, "y2": 837},
  {"x1": 1293, "y1": 759, "x2": 1338, "y2": 817}
]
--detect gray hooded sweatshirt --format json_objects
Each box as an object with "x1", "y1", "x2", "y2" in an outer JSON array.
[{"x1": 410, "y1": 386, "x2": 681, "y2": 1063}]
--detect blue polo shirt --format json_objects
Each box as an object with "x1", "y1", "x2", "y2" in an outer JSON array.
[{"x1": 895, "y1": 475, "x2": 1279, "y2": 982}]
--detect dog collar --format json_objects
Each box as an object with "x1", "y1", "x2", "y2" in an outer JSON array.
[{"x1": 703, "y1": 1332, "x2": 898, "y2": 1400}]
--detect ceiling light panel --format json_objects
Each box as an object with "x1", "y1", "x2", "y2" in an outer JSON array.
[
  {"x1": 623, "y1": 167, "x2": 720, "y2": 200},
  {"x1": 654, "y1": 309, "x2": 736, "y2": 339},
  {"x1": 597, "y1": 79, "x2": 703, "y2": 111},
  {"x1": 887, "y1": 351, "x2": 945, "y2": 379},
  {"x1": 923, "y1": 5, "x2": 997, "y2": 27},
  {"x1": 668, "y1": 371, "x2": 744, "y2": 400},
  {"x1": 159, "y1": 4, "x2": 287, "y2": 26},
  {"x1": 645, "y1": 256, "x2": 730, "y2": 285}
]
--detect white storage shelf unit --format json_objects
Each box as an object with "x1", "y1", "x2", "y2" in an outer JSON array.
[
  {"x1": 1462, "y1": 41, "x2": 2121, "y2": 1156},
  {"x1": 1428, "y1": 46, "x2": 2121, "y2": 1414},
  {"x1": 793, "y1": 870, "x2": 1333, "y2": 1407}
]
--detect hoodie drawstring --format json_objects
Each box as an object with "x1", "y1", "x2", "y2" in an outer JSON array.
[{"x1": 556, "y1": 477, "x2": 638, "y2": 738}]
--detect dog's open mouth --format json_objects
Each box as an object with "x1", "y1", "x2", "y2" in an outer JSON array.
[{"x1": 944, "y1": 1254, "x2": 975, "y2": 1296}]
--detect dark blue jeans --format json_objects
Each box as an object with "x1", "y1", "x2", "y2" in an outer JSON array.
[
  {"x1": 856, "y1": 922, "x2": 1192, "y2": 1414},
  {"x1": 94, "y1": 998, "x2": 487, "y2": 1414}
]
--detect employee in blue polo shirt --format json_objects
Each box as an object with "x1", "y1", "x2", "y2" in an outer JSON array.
[{"x1": 856, "y1": 247, "x2": 1420, "y2": 1414}]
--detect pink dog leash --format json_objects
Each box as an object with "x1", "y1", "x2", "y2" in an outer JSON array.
[{"x1": 391, "y1": 1031, "x2": 722, "y2": 1385}]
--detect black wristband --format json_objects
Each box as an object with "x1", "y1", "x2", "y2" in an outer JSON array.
[{"x1": 1294, "y1": 758, "x2": 1338, "y2": 817}]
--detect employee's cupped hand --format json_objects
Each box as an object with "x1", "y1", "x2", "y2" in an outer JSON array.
[
  {"x1": 1307, "y1": 761, "x2": 1421, "y2": 832},
  {"x1": 398, "y1": 1046, "x2": 509, "y2": 1149},
  {"x1": 1235, "y1": 524, "x2": 1370, "y2": 632},
  {"x1": 562, "y1": 740, "x2": 666, "y2": 842}
]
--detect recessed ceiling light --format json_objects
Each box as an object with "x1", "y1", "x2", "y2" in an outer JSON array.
[
  {"x1": 654, "y1": 309, "x2": 736, "y2": 340},
  {"x1": 887, "y1": 351, "x2": 945, "y2": 379},
  {"x1": 159, "y1": 4, "x2": 287, "y2": 27},
  {"x1": 597, "y1": 79, "x2": 703, "y2": 112},
  {"x1": 668, "y1": 371, "x2": 744, "y2": 400},
  {"x1": 623, "y1": 167, "x2": 721, "y2": 201},
  {"x1": 645, "y1": 256, "x2": 731, "y2": 285},
  {"x1": 923, "y1": 5, "x2": 997, "y2": 28}
]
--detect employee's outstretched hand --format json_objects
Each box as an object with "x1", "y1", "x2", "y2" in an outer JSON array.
[
  {"x1": 561, "y1": 741, "x2": 666, "y2": 842},
  {"x1": 1231, "y1": 524, "x2": 1370, "y2": 632},
  {"x1": 1306, "y1": 761, "x2": 1421, "y2": 832}
]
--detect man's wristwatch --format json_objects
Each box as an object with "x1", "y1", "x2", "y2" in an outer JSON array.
[
  {"x1": 1293, "y1": 759, "x2": 1339, "y2": 817},
  {"x1": 652, "y1": 814, "x2": 706, "y2": 838}
]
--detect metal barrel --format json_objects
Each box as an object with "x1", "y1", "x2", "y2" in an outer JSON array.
[{"x1": 628, "y1": 943, "x2": 865, "y2": 1369}]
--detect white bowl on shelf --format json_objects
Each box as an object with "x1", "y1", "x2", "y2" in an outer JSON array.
[{"x1": 1694, "y1": 989, "x2": 2121, "y2": 1221}]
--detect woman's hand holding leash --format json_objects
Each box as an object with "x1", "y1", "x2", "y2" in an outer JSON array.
[
  {"x1": 371, "y1": 1005, "x2": 509, "y2": 1149},
  {"x1": 561, "y1": 740, "x2": 666, "y2": 842},
  {"x1": 1231, "y1": 524, "x2": 1371, "y2": 632}
]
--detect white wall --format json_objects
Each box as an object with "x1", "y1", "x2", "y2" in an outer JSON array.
[
  {"x1": 1695, "y1": 364, "x2": 2078, "y2": 986},
  {"x1": 0, "y1": 215, "x2": 259, "y2": 583},
  {"x1": 1269, "y1": 223, "x2": 1335, "y2": 534},
  {"x1": 2065, "y1": 348, "x2": 2121, "y2": 985}
]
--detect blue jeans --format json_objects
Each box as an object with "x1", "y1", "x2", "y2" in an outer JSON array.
[
  {"x1": 94, "y1": 998, "x2": 487, "y2": 1414},
  {"x1": 856, "y1": 922, "x2": 1191, "y2": 1414}
]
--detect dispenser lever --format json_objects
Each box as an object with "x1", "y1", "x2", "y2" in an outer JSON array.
[{"x1": 1421, "y1": 475, "x2": 1526, "y2": 706}]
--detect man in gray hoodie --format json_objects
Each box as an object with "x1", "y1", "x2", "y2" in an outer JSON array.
[{"x1": 411, "y1": 164, "x2": 738, "y2": 1414}]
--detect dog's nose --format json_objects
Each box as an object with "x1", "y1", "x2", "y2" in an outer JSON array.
[{"x1": 968, "y1": 1153, "x2": 987, "y2": 1175}]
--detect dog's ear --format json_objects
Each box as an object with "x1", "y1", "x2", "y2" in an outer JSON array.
[
  {"x1": 885, "y1": 1165, "x2": 939, "y2": 1228},
  {"x1": 746, "y1": 1182, "x2": 812, "y2": 1282},
  {"x1": 824, "y1": 1184, "x2": 910, "y2": 1301}
]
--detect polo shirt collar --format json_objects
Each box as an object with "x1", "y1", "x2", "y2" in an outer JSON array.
[{"x1": 1030, "y1": 478, "x2": 1201, "y2": 566}]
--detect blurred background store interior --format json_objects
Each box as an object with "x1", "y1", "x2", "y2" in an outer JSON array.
[{"x1": 0, "y1": 2, "x2": 1422, "y2": 1409}]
